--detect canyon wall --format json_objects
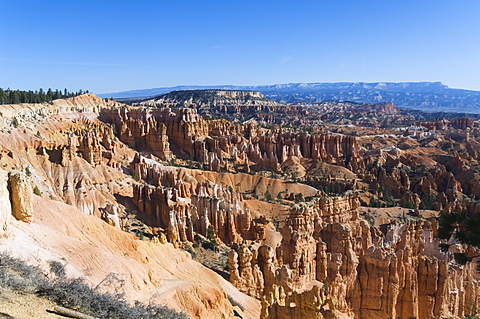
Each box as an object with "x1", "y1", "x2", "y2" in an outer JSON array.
[
  {"x1": 100, "y1": 106, "x2": 360, "y2": 172},
  {"x1": 138, "y1": 89, "x2": 307, "y2": 123},
  {"x1": 227, "y1": 195, "x2": 480, "y2": 319},
  {"x1": 129, "y1": 155, "x2": 266, "y2": 247},
  {"x1": 3, "y1": 94, "x2": 478, "y2": 319},
  {"x1": 127, "y1": 151, "x2": 480, "y2": 319},
  {"x1": 99, "y1": 104, "x2": 480, "y2": 319}
]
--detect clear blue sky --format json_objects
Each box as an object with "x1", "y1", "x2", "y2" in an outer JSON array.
[{"x1": 1, "y1": 0, "x2": 479, "y2": 94}]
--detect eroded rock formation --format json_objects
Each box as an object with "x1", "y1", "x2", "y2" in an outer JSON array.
[
  {"x1": 2, "y1": 92, "x2": 480, "y2": 319},
  {"x1": 138, "y1": 90, "x2": 307, "y2": 124},
  {"x1": 101, "y1": 106, "x2": 360, "y2": 172},
  {"x1": 8, "y1": 170, "x2": 33, "y2": 223},
  {"x1": 130, "y1": 155, "x2": 268, "y2": 246},
  {"x1": 260, "y1": 284, "x2": 339, "y2": 319},
  {"x1": 228, "y1": 194, "x2": 480, "y2": 319}
]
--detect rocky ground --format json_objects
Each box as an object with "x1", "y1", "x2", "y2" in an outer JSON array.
[{"x1": 0, "y1": 289, "x2": 61, "y2": 319}]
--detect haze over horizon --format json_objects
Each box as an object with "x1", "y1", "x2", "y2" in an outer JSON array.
[{"x1": 1, "y1": 1, "x2": 479, "y2": 93}]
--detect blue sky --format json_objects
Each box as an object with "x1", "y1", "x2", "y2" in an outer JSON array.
[{"x1": 1, "y1": 0, "x2": 479, "y2": 93}]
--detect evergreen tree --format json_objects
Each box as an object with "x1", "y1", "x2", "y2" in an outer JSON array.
[
  {"x1": 0, "y1": 88, "x2": 88, "y2": 104},
  {"x1": 437, "y1": 210, "x2": 480, "y2": 272},
  {"x1": 47, "y1": 88, "x2": 53, "y2": 101}
]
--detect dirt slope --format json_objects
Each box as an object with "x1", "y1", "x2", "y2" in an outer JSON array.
[{"x1": 0, "y1": 195, "x2": 260, "y2": 319}]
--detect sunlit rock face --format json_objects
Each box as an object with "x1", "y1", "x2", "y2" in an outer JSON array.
[
  {"x1": 8, "y1": 170, "x2": 33, "y2": 223},
  {"x1": 2, "y1": 92, "x2": 479, "y2": 319},
  {"x1": 227, "y1": 194, "x2": 480, "y2": 319},
  {"x1": 100, "y1": 106, "x2": 360, "y2": 173}
]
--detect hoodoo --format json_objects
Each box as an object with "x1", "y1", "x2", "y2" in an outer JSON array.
[{"x1": 0, "y1": 91, "x2": 479, "y2": 319}]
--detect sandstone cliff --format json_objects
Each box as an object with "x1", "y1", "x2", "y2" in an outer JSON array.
[
  {"x1": 100, "y1": 106, "x2": 360, "y2": 173},
  {"x1": 1, "y1": 93, "x2": 480, "y2": 319},
  {"x1": 0, "y1": 95, "x2": 262, "y2": 319},
  {"x1": 227, "y1": 195, "x2": 480, "y2": 319}
]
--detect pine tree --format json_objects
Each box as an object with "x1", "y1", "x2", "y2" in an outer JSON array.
[
  {"x1": 47, "y1": 88, "x2": 53, "y2": 101},
  {"x1": 437, "y1": 210, "x2": 480, "y2": 272},
  {"x1": 0, "y1": 88, "x2": 88, "y2": 104}
]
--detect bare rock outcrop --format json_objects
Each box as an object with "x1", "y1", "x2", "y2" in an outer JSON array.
[
  {"x1": 451, "y1": 117, "x2": 475, "y2": 129},
  {"x1": 130, "y1": 155, "x2": 266, "y2": 246},
  {"x1": 228, "y1": 195, "x2": 360, "y2": 297},
  {"x1": 139, "y1": 90, "x2": 306, "y2": 124},
  {"x1": 3, "y1": 92, "x2": 480, "y2": 319},
  {"x1": 100, "y1": 108, "x2": 177, "y2": 160},
  {"x1": 228, "y1": 246, "x2": 264, "y2": 298},
  {"x1": 0, "y1": 170, "x2": 12, "y2": 237},
  {"x1": 8, "y1": 170, "x2": 33, "y2": 223}
]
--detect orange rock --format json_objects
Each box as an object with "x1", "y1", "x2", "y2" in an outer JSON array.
[{"x1": 8, "y1": 170, "x2": 33, "y2": 223}]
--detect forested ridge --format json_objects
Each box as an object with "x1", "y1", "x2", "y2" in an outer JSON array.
[{"x1": 0, "y1": 88, "x2": 88, "y2": 104}]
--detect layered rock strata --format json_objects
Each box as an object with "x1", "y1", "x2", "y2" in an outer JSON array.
[
  {"x1": 130, "y1": 155, "x2": 266, "y2": 247},
  {"x1": 138, "y1": 90, "x2": 307, "y2": 123},
  {"x1": 101, "y1": 107, "x2": 360, "y2": 172},
  {"x1": 228, "y1": 195, "x2": 480, "y2": 319}
]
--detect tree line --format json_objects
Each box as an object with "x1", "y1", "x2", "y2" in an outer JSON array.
[{"x1": 0, "y1": 88, "x2": 89, "y2": 105}]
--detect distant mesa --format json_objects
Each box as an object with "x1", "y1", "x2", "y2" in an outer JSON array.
[
  {"x1": 143, "y1": 89, "x2": 275, "y2": 108},
  {"x1": 136, "y1": 89, "x2": 304, "y2": 122},
  {"x1": 100, "y1": 81, "x2": 480, "y2": 114}
]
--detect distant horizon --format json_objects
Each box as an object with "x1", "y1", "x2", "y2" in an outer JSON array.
[
  {"x1": 2, "y1": 80, "x2": 479, "y2": 96},
  {"x1": 2, "y1": 1, "x2": 480, "y2": 93},
  {"x1": 97, "y1": 81, "x2": 478, "y2": 96},
  {"x1": 3, "y1": 0, "x2": 480, "y2": 94}
]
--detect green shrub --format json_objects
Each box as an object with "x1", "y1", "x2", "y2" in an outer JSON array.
[
  {"x1": 265, "y1": 190, "x2": 272, "y2": 202},
  {"x1": 11, "y1": 117, "x2": 19, "y2": 128},
  {"x1": 33, "y1": 186, "x2": 41, "y2": 196},
  {"x1": 294, "y1": 193, "x2": 304, "y2": 203},
  {"x1": 206, "y1": 226, "x2": 215, "y2": 240},
  {"x1": 131, "y1": 171, "x2": 139, "y2": 182},
  {"x1": 419, "y1": 194, "x2": 436, "y2": 210}
]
